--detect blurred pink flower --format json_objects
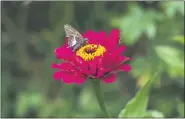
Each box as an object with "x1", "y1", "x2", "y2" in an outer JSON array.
[{"x1": 52, "y1": 29, "x2": 131, "y2": 84}]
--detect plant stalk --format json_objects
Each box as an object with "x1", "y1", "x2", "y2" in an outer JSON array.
[{"x1": 91, "y1": 80, "x2": 111, "y2": 117}]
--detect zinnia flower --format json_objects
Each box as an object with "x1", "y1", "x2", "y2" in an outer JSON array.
[{"x1": 52, "y1": 28, "x2": 131, "y2": 84}]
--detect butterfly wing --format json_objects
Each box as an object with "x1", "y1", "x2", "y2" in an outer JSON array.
[
  {"x1": 67, "y1": 35, "x2": 77, "y2": 48},
  {"x1": 64, "y1": 24, "x2": 84, "y2": 47},
  {"x1": 64, "y1": 24, "x2": 83, "y2": 37},
  {"x1": 72, "y1": 43, "x2": 82, "y2": 52}
]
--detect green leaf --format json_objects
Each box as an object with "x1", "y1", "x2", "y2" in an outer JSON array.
[
  {"x1": 172, "y1": 36, "x2": 184, "y2": 44},
  {"x1": 131, "y1": 58, "x2": 151, "y2": 77},
  {"x1": 16, "y1": 92, "x2": 43, "y2": 116},
  {"x1": 111, "y1": 4, "x2": 160, "y2": 45},
  {"x1": 145, "y1": 23, "x2": 156, "y2": 39},
  {"x1": 177, "y1": 100, "x2": 184, "y2": 117},
  {"x1": 162, "y1": 2, "x2": 184, "y2": 18},
  {"x1": 118, "y1": 73, "x2": 158, "y2": 117},
  {"x1": 155, "y1": 46, "x2": 184, "y2": 78},
  {"x1": 144, "y1": 110, "x2": 164, "y2": 117},
  {"x1": 155, "y1": 46, "x2": 183, "y2": 67},
  {"x1": 168, "y1": 65, "x2": 184, "y2": 78}
]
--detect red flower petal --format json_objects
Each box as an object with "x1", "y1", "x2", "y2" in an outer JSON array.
[
  {"x1": 62, "y1": 74, "x2": 74, "y2": 84},
  {"x1": 60, "y1": 63, "x2": 77, "y2": 71},
  {"x1": 61, "y1": 72, "x2": 77, "y2": 84},
  {"x1": 88, "y1": 61, "x2": 96, "y2": 75},
  {"x1": 75, "y1": 57, "x2": 92, "y2": 75},
  {"x1": 105, "y1": 29, "x2": 120, "y2": 50},
  {"x1": 101, "y1": 53, "x2": 118, "y2": 69},
  {"x1": 117, "y1": 56, "x2": 131, "y2": 65},
  {"x1": 62, "y1": 72, "x2": 87, "y2": 84},
  {"x1": 55, "y1": 44, "x2": 75, "y2": 61},
  {"x1": 96, "y1": 31, "x2": 107, "y2": 45},
  {"x1": 83, "y1": 30, "x2": 107, "y2": 45},
  {"x1": 115, "y1": 64, "x2": 132, "y2": 72},
  {"x1": 102, "y1": 74, "x2": 116, "y2": 83},
  {"x1": 53, "y1": 71, "x2": 63, "y2": 80},
  {"x1": 74, "y1": 75, "x2": 87, "y2": 84},
  {"x1": 52, "y1": 63, "x2": 78, "y2": 72},
  {"x1": 112, "y1": 46, "x2": 126, "y2": 56},
  {"x1": 83, "y1": 30, "x2": 97, "y2": 44},
  {"x1": 88, "y1": 57, "x2": 102, "y2": 76},
  {"x1": 96, "y1": 67, "x2": 110, "y2": 78},
  {"x1": 52, "y1": 63, "x2": 60, "y2": 69}
]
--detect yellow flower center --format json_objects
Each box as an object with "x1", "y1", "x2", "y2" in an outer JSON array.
[{"x1": 76, "y1": 44, "x2": 106, "y2": 61}]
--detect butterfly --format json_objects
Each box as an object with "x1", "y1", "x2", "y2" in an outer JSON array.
[{"x1": 64, "y1": 24, "x2": 88, "y2": 52}]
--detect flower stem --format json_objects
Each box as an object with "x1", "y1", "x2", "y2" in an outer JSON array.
[{"x1": 91, "y1": 80, "x2": 111, "y2": 117}]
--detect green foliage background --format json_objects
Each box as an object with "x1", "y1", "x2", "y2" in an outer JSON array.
[{"x1": 1, "y1": 1, "x2": 184, "y2": 118}]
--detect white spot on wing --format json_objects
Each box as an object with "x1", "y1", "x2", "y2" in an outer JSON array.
[{"x1": 71, "y1": 39, "x2": 77, "y2": 46}]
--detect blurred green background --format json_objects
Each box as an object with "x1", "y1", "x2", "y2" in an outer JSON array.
[{"x1": 1, "y1": 1, "x2": 184, "y2": 118}]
